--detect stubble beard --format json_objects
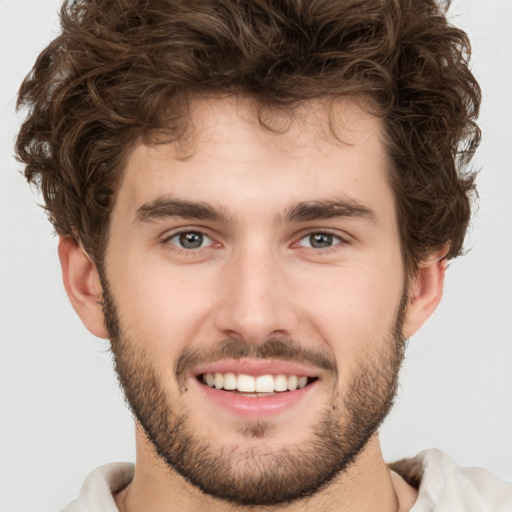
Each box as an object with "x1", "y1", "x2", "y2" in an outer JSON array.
[{"x1": 101, "y1": 281, "x2": 407, "y2": 507}]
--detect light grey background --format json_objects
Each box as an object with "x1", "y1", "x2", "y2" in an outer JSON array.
[{"x1": 1, "y1": 1, "x2": 511, "y2": 511}]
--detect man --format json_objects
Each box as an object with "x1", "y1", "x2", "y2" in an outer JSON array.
[{"x1": 12, "y1": 0, "x2": 512, "y2": 510}]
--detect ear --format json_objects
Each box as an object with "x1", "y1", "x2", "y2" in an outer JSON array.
[
  {"x1": 403, "y1": 250, "x2": 447, "y2": 339},
  {"x1": 58, "y1": 236, "x2": 108, "y2": 338}
]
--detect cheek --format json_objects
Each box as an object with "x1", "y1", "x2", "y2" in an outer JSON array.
[
  {"x1": 292, "y1": 261, "x2": 404, "y2": 359},
  {"x1": 107, "y1": 255, "x2": 219, "y2": 356}
]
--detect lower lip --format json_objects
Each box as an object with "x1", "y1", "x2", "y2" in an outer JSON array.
[{"x1": 194, "y1": 379, "x2": 317, "y2": 419}]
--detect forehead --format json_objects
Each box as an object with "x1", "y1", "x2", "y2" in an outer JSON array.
[
  {"x1": 175, "y1": 96, "x2": 383, "y2": 161},
  {"x1": 114, "y1": 96, "x2": 393, "y2": 223}
]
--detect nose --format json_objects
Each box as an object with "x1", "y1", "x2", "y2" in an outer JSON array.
[{"x1": 214, "y1": 243, "x2": 298, "y2": 345}]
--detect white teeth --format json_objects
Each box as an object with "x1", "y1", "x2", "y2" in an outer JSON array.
[
  {"x1": 274, "y1": 374, "x2": 288, "y2": 392},
  {"x1": 298, "y1": 376, "x2": 308, "y2": 389},
  {"x1": 214, "y1": 372, "x2": 224, "y2": 389},
  {"x1": 223, "y1": 372, "x2": 237, "y2": 390},
  {"x1": 287, "y1": 375, "x2": 298, "y2": 391},
  {"x1": 206, "y1": 373, "x2": 215, "y2": 387},
  {"x1": 237, "y1": 374, "x2": 255, "y2": 392},
  {"x1": 255, "y1": 375, "x2": 274, "y2": 393},
  {"x1": 202, "y1": 372, "x2": 312, "y2": 393}
]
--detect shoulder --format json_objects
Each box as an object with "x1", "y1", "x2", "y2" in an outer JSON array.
[
  {"x1": 390, "y1": 448, "x2": 512, "y2": 512},
  {"x1": 60, "y1": 462, "x2": 134, "y2": 512}
]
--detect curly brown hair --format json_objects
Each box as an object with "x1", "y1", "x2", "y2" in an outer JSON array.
[{"x1": 15, "y1": 0, "x2": 481, "y2": 275}]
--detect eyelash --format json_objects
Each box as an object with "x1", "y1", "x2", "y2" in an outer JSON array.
[
  {"x1": 294, "y1": 231, "x2": 347, "y2": 252},
  {"x1": 162, "y1": 229, "x2": 218, "y2": 252}
]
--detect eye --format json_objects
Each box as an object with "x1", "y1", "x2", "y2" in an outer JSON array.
[
  {"x1": 167, "y1": 231, "x2": 214, "y2": 250},
  {"x1": 297, "y1": 232, "x2": 343, "y2": 249}
]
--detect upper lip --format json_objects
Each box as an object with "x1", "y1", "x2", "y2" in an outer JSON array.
[{"x1": 191, "y1": 359, "x2": 320, "y2": 379}]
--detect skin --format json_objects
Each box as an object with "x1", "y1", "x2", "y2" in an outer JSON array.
[{"x1": 59, "y1": 96, "x2": 446, "y2": 512}]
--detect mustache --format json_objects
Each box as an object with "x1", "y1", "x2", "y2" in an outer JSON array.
[{"x1": 175, "y1": 337, "x2": 337, "y2": 385}]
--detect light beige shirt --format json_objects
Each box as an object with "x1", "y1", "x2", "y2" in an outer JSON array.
[{"x1": 62, "y1": 449, "x2": 512, "y2": 511}]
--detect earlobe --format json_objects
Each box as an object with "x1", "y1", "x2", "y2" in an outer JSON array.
[
  {"x1": 58, "y1": 236, "x2": 109, "y2": 338},
  {"x1": 403, "y1": 252, "x2": 447, "y2": 339}
]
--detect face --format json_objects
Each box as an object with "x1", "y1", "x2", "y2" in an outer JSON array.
[{"x1": 101, "y1": 97, "x2": 408, "y2": 506}]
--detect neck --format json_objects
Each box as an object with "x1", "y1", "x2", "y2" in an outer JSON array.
[{"x1": 115, "y1": 429, "x2": 417, "y2": 512}]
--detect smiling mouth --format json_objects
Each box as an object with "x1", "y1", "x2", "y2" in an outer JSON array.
[{"x1": 199, "y1": 372, "x2": 318, "y2": 395}]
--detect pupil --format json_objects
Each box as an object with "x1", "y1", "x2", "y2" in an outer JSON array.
[
  {"x1": 179, "y1": 232, "x2": 203, "y2": 249},
  {"x1": 310, "y1": 233, "x2": 332, "y2": 248}
]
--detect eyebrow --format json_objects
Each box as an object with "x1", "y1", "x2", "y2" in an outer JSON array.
[
  {"x1": 134, "y1": 196, "x2": 376, "y2": 225},
  {"x1": 135, "y1": 197, "x2": 232, "y2": 224},
  {"x1": 283, "y1": 199, "x2": 377, "y2": 224}
]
